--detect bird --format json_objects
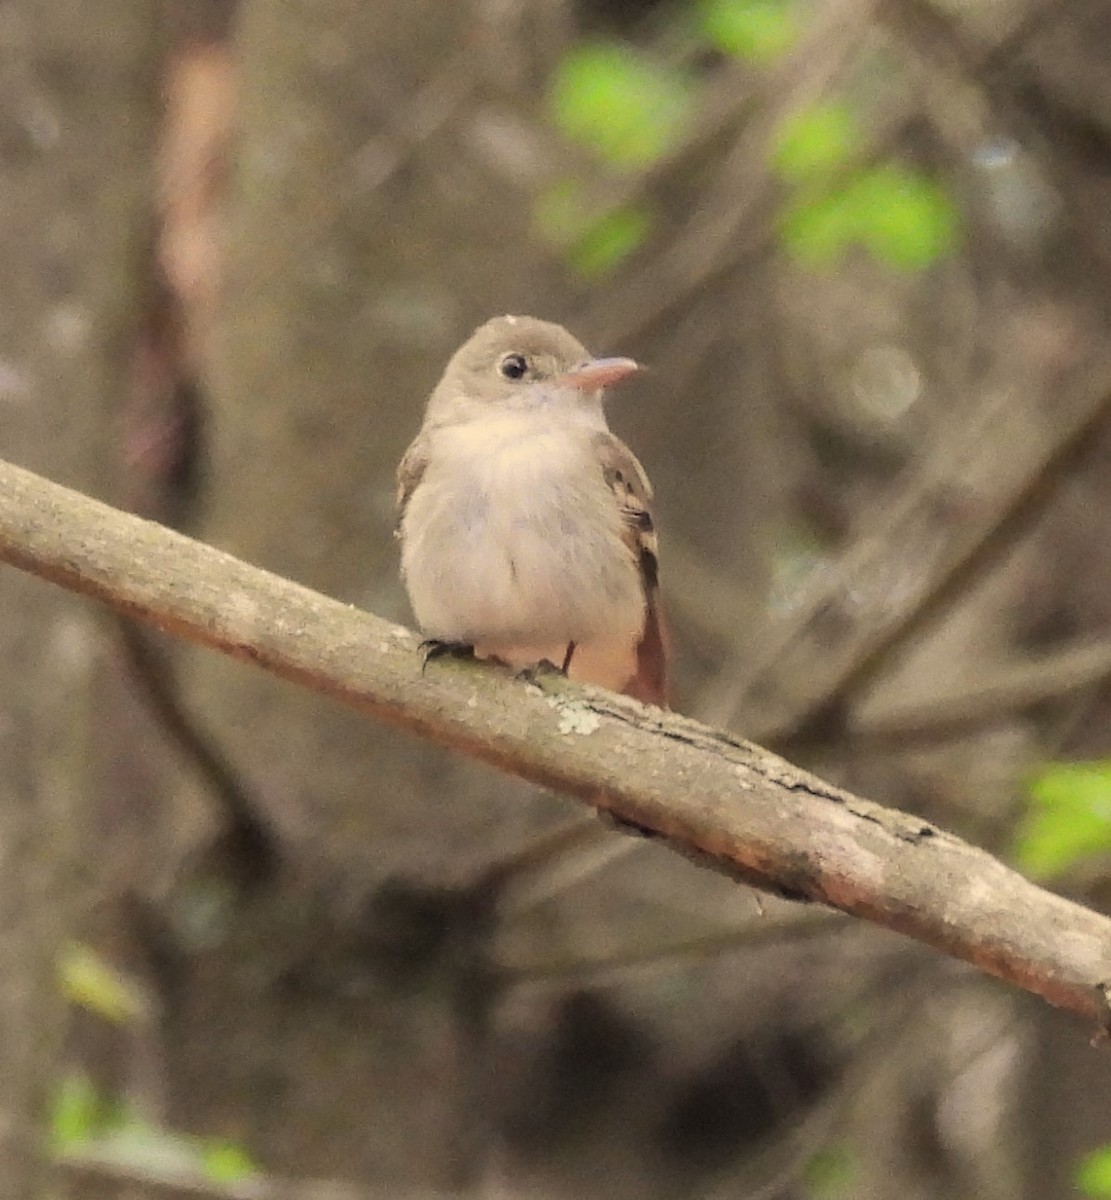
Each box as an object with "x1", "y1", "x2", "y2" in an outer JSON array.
[{"x1": 396, "y1": 315, "x2": 667, "y2": 706}]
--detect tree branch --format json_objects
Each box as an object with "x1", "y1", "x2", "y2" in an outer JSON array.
[{"x1": 2, "y1": 457, "x2": 1111, "y2": 1026}]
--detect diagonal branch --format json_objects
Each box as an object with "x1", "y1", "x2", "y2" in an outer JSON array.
[{"x1": 2, "y1": 456, "x2": 1111, "y2": 1026}]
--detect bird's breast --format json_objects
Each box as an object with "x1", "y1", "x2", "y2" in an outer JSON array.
[
  {"x1": 400, "y1": 416, "x2": 644, "y2": 647},
  {"x1": 419, "y1": 415, "x2": 614, "y2": 538}
]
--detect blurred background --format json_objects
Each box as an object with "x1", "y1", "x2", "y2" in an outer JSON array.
[{"x1": 5, "y1": 0, "x2": 1111, "y2": 1196}]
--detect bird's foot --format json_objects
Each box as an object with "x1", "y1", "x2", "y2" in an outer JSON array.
[
  {"x1": 419, "y1": 639, "x2": 475, "y2": 674},
  {"x1": 516, "y1": 646, "x2": 575, "y2": 686},
  {"x1": 515, "y1": 659, "x2": 562, "y2": 686}
]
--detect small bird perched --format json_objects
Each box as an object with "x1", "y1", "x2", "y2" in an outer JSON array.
[{"x1": 396, "y1": 315, "x2": 667, "y2": 706}]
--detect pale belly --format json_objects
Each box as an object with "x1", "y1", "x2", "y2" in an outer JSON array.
[{"x1": 400, "y1": 424, "x2": 645, "y2": 681}]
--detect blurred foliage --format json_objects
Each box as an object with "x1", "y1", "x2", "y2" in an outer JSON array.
[
  {"x1": 51, "y1": 1072, "x2": 117, "y2": 1154},
  {"x1": 547, "y1": 42, "x2": 692, "y2": 168},
  {"x1": 201, "y1": 1140, "x2": 260, "y2": 1183},
  {"x1": 696, "y1": 0, "x2": 799, "y2": 63},
  {"x1": 854, "y1": 167, "x2": 958, "y2": 269},
  {"x1": 58, "y1": 941, "x2": 148, "y2": 1025},
  {"x1": 803, "y1": 1141, "x2": 857, "y2": 1197},
  {"x1": 774, "y1": 102, "x2": 858, "y2": 180},
  {"x1": 535, "y1": 179, "x2": 655, "y2": 278},
  {"x1": 1013, "y1": 761, "x2": 1111, "y2": 879},
  {"x1": 780, "y1": 162, "x2": 958, "y2": 270},
  {"x1": 542, "y1": 7, "x2": 958, "y2": 277},
  {"x1": 541, "y1": 40, "x2": 686, "y2": 273},
  {"x1": 51, "y1": 1071, "x2": 259, "y2": 1184},
  {"x1": 1078, "y1": 1145, "x2": 1111, "y2": 1198},
  {"x1": 774, "y1": 103, "x2": 958, "y2": 270}
]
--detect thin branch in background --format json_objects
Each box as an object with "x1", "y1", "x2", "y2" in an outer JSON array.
[
  {"x1": 842, "y1": 634, "x2": 1111, "y2": 751},
  {"x1": 693, "y1": 958, "x2": 956, "y2": 1200},
  {"x1": 351, "y1": 56, "x2": 476, "y2": 192},
  {"x1": 115, "y1": 618, "x2": 278, "y2": 885},
  {"x1": 660, "y1": 534, "x2": 763, "y2": 656},
  {"x1": 704, "y1": 371, "x2": 1111, "y2": 741},
  {"x1": 500, "y1": 906, "x2": 850, "y2": 987},
  {"x1": 476, "y1": 813, "x2": 638, "y2": 917}
]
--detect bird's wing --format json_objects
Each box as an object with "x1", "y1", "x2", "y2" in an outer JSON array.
[
  {"x1": 595, "y1": 431, "x2": 658, "y2": 576},
  {"x1": 395, "y1": 435, "x2": 429, "y2": 533},
  {"x1": 595, "y1": 432, "x2": 669, "y2": 707}
]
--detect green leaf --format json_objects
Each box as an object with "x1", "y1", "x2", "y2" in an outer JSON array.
[
  {"x1": 804, "y1": 1142, "x2": 857, "y2": 1198},
  {"x1": 781, "y1": 166, "x2": 958, "y2": 271},
  {"x1": 51, "y1": 1073, "x2": 105, "y2": 1151},
  {"x1": 774, "y1": 103, "x2": 858, "y2": 181},
  {"x1": 780, "y1": 187, "x2": 859, "y2": 268},
  {"x1": 1078, "y1": 1145, "x2": 1111, "y2": 1196},
  {"x1": 569, "y1": 206, "x2": 652, "y2": 277},
  {"x1": 856, "y1": 166, "x2": 959, "y2": 270},
  {"x1": 534, "y1": 180, "x2": 652, "y2": 277},
  {"x1": 697, "y1": 0, "x2": 798, "y2": 63},
  {"x1": 1014, "y1": 761, "x2": 1111, "y2": 878},
  {"x1": 58, "y1": 940, "x2": 148, "y2": 1024},
  {"x1": 548, "y1": 43, "x2": 691, "y2": 167},
  {"x1": 534, "y1": 178, "x2": 589, "y2": 247},
  {"x1": 201, "y1": 1138, "x2": 259, "y2": 1183}
]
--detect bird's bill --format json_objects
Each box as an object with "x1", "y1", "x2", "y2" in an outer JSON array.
[{"x1": 554, "y1": 356, "x2": 639, "y2": 392}]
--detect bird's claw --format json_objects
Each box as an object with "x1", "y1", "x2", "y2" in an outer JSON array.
[
  {"x1": 419, "y1": 639, "x2": 475, "y2": 674},
  {"x1": 515, "y1": 658, "x2": 565, "y2": 686}
]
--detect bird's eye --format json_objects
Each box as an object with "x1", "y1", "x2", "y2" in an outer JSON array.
[{"x1": 499, "y1": 353, "x2": 529, "y2": 381}]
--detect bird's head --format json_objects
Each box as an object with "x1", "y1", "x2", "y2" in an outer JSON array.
[{"x1": 424, "y1": 315, "x2": 639, "y2": 428}]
